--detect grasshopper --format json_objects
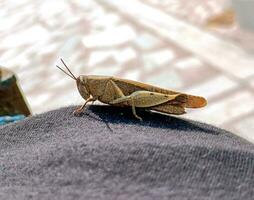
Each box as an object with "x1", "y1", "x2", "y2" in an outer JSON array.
[{"x1": 56, "y1": 59, "x2": 207, "y2": 121}]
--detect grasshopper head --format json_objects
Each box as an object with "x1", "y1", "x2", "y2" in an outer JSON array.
[{"x1": 77, "y1": 76, "x2": 90, "y2": 100}]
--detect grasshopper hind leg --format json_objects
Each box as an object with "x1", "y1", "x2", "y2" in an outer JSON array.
[
  {"x1": 110, "y1": 90, "x2": 184, "y2": 120},
  {"x1": 110, "y1": 95, "x2": 143, "y2": 121}
]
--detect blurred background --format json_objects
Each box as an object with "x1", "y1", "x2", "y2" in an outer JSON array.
[{"x1": 0, "y1": 0, "x2": 254, "y2": 142}]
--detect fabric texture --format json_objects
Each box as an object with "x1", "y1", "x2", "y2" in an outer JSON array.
[{"x1": 0, "y1": 105, "x2": 253, "y2": 200}]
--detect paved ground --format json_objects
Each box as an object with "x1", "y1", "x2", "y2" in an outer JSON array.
[{"x1": 1, "y1": 0, "x2": 254, "y2": 142}]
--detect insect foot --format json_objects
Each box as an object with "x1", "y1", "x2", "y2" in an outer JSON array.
[
  {"x1": 73, "y1": 108, "x2": 84, "y2": 116},
  {"x1": 135, "y1": 115, "x2": 143, "y2": 121}
]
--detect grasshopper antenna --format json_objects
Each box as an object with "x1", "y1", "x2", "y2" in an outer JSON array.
[
  {"x1": 56, "y1": 65, "x2": 76, "y2": 80},
  {"x1": 60, "y1": 58, "x2": 77, "y2": 80},
  {"x1": 56, "y1": 58, "x2": 77, "y2": 80}
]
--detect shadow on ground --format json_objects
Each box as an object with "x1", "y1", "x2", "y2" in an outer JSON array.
[{"x1": 76, "y1": 105, "x2": 223, "y2": 135}]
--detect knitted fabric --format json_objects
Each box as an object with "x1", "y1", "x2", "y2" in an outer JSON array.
[{"x1": 0, "y1": 106, "x2": 253, "y2": 199}]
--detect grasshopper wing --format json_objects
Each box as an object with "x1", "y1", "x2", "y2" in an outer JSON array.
[
  {"x1": 184, "y1": 95, "x2": 207, "y2": 108},
  {"x1": 113, "y1": 78, "x2": 207, "y2": 108}
]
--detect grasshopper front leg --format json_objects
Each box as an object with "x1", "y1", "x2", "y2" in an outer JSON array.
[{"x1": 73, "y1": 96, "x2": 96, "y2": 115}]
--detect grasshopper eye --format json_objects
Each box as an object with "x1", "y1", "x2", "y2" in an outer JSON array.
[{"x1": 78, "y1": 76, "x2": 87, "y2": 85}]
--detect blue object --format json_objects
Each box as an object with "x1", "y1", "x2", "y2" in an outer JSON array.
[{"x1": 0, "y1": 115, "x2": 25, "y2": 125}]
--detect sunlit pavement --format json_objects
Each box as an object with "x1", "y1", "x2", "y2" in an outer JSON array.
[{"x1": 1, "y1": 0, "x2": 254, "y2": 142}]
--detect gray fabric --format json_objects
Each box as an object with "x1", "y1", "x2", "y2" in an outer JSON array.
[{"x1": 0, "y1": 105, "x2": 253, "y2": 200}]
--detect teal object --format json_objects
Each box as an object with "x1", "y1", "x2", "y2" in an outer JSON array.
[{"x1": 0, "y1": 115, "x2": 25, "y2": 125}]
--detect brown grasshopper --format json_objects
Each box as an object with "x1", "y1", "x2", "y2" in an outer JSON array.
[{"x1": 56, "y1": 59, "x2": 207, "y2": 120}]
